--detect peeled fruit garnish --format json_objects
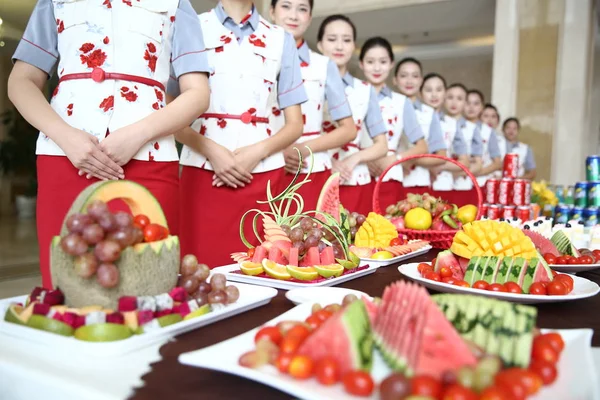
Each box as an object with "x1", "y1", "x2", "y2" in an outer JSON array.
[
  {"x1": 371, "y1": 251, "x2": 395, "y2": 260},
  {"x1": 286, "y1": 265, "x2": 319, "y2": 281},
  {"x1": 404, "y1": 207, "x2": 433, "y2": 230},
  {"x1": 314, "y1": 264, "x2": 344, "y2": 278},
  {"x1": 240, "y1": 261, "x2": 264, "y2": 276},
  {"x1": 4, "y1": 304, "x2": 29, "y2": 325},
  {"x1": 27, "y1": 315, "x2": 74, "y2": 337},
  {"x1": 451, "y1": 220, "x2": 537, "y2": 259},
  {"x1": 74, "y1": 323, "x2": 133, "y2": 342},
  {"x1": 183, "y1": 304, "x2": 211, "y2": 321},
  {"x1": 262, "y1": 259, "x2": 291, "y2": 280},
  {"x1": 355, "y1": 213, "x2": 398, "y2": 249},
  {"x1": 157, "y1": 314, "x2": 183, "y2": 327}
]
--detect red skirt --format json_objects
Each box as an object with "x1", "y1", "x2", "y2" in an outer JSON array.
[
  {"x1": 280, "y1": 170, "x2": 331, "y2": 212},
  {"x1": 179, "y1": 167, "x2": 284, "y2": 269},
  {"x1": 340, "y1": 183, "x2": 374, "y2": 216},
  {"x1": 431, "y1": 188, "x2": 480, "y2": 208},
  {"x1": 37, "y1": 155, "x2": 180, "y2": 289}
]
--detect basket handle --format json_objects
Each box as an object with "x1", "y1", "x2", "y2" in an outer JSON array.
[{"x1": 372, "y1": 153, "x2": 484, "y2": 217}]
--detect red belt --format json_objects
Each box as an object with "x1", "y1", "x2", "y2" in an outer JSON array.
[
  {"x1": 302, "y1": 131, "x2": 321, "y2": 137},
  {"x1": 59, "y1": 67, "x2": 165, "y2": 92},
  {"x1": 201, "y1": 113, "x2": 269, "y2": 124}
]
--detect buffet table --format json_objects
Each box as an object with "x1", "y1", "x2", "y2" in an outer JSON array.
[{"x1": 132, "y1": 250, "x2": 600, "y2": 399}]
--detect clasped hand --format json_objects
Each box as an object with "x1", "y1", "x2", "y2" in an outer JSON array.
[{"x1": 211, "y1": 144, "x2": 265, "y2": 188}]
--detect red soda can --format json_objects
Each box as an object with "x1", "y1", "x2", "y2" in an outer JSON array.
[
  {"x1": 485, "y1": 179, "x2": 499, "y2": 204},
  {"x1": 517, "y1": 205, "x2": 532, "y2": 222},
  {"x1": 487, "y1": 204, "x2": 502, "y2": 220},
  {"x1": 513, "y1": 179, "x2": 527, "y2": 206},
  {"x1": 480, "y1": 204, "x2": 489, "y2": 219},
  {"x1": 499, "y1": 178, "x2": 514, "y2": 205},
  {"x1": 503, "y1": 154, "x2": 519, "y2": 179},
  {"x1": 524, "y1": 180, "x2": 531, "y2": 205},
  {"x1": 502, "y1": 205, "x2": 516, "y2": 219}
]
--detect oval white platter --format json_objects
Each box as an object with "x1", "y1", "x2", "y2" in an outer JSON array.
[
  {"x1": 359, "y1": 245, "x2": 432, "y2": 268},
  {"x1": 548, "y1": 263, "x2": 600, "y2": 273},
  {"x1": 285, "y1": 287, "x2": 370, "y2": 305},
  {"x1": 398, "y1": 263, "x2": 600, "y2": 304}
]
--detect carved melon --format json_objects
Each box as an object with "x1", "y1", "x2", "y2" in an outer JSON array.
[{"x1": 50, "y1": 181, "x2": 179, "y2": 309}]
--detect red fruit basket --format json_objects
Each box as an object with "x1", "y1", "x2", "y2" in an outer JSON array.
[{"x1": 372, "y1": 154, "x2": 483, "y2": 249}]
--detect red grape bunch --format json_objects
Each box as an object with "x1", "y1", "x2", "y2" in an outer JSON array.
[
  {"x1": 179, "y1": 255, "x2": 240, "y2": 306},
  {"x1": 281, "y1": 217, "x2": 345, "y2": 259},
  {"x1": 347, "y1": 210, "x2": 366, "y2": 241}
]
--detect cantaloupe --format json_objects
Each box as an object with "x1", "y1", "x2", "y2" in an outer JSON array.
[{"x1": 50, "y1": 181, "x2": 179, "y2": 309}]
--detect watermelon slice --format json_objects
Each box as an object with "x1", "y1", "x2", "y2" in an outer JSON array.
[
  {"x1": 297, "y1": 300, "x2": 373, "y2": 376},
  {"x1": 252, "y1": 246, "x2": 268, "y2": 263},
  {"x1": 457, "y1": 256, "x2": 470, "y2": 274},
  {"x1": 288, "y1": 247, "x2": 299, "y2": 267},
  {"x1": 435, "y1": 250, "x2": 464, "y2": 280},
  {"x1": 319, "y1": 247, "x2": 335, "y2": 265},
  {"x1": 522, "y1": 230, "x2": 560, "y2": 257},
  {"x1": 316, "y1": 173, "x2": 341, "y2": 223},
  {"x1": 268, "y1": 246, "x2": 287, "y2": 265},
  {"x1": 272, "y1": 240, "x2": 292, "y2": 259},
  {"x1": 301, "y1": 247, "x2": 320, "y2": 267},
  {"x1": 361, "y1": 296, "x2": 379, "y2": 326}
]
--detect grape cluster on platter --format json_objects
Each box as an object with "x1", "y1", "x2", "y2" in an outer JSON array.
[
  {"x1": 345, "y1": 210, "x2": 366, "y2": 241},
  {"x1": 60, "y1": 200, "x2": 169, "y2": 289},
  {"x1": 179, "y1": 255, "x2": 240, "y2": 306},
  {"x1": 281, "y1": 217, "x2": 346, "y2": 260}
]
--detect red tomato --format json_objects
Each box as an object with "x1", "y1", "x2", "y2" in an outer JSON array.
[
  {"x1": 442, "y1": 277, "x2": 456, "y2": 285},
  {"x1": 504, "y1": 281, "x2": 523, "y2": 294},
  {"x1": 442, "y1": 384, "x2": 478, "y2": 400},
  {"x1": 555, "y1": 255, "x2": 569, "y2": 265},
  {"x1": 133, "y1": 214, "x2": 150, "y2": 229},
  {"x1": 314, "y1": 357, "x2": 340, "y2": 385},
  {"x1": 454, "y1": 280, "x2": 470, "y2": 288},
  {"x1": 472, "y1": 280, "x2": 490, "y2": 290},
  {"x1": 279, "y1": 335, "x2": 303, "y2": 355},
  {"x1": 275, "y1": 353, "x2": 293, "y2": 373},
  {"x1": 411, "y1": 375, "x2": 443, "y2": 398},
  {"x1": 305, "y1": 315, "x2": 322, "y2": 330},
  {"x1": 160, "y1": 226, "x2": 169, "y2": 239},
  {"x1": 424, "y1": 271, "x2": 442, "y2": 282},
  {"x1": 286, "y1": 325, "x2": 311, "y2": 340},
  {"x1": 529, "y1": 282, "x2": 548, "y2": 295},
  {"x1": 539, "y1": 332, "x2": 565, "y2": 353},
  {"x1": 488, "y1": 283, "x2": 507, "y2": 292},
  {"x1": 480, "y1": 385, "x2": 515, "y2": 400},
  {"x1": 547, "y1": 280, "x2": 569, "y2": 296},
  {"x1": 313, "y1": 309, "x2": 333, "y2": 322},
  {"x1": 593, "y1": 249, "x2": 600, "y2": 260},
  {"x1": 543, "y1": 253, "x2": 557, "y2": 264},
  {"x1": 504, "y1": 368, "x2": 543, "y2": 395},
  {"x1": 579, "y1": 255, "x2": 594, "y2": 264},
  {"x1": 390, "y1": 237, "x2": 404, "y2": 247},
  {"x1": 564, "y1": 255, "x2": 576, "y2": 264},
  {"x1": 247, "y1": 247, "x2": 256, "y2": 258},
  {"x1": 418, "y1": 263, "x2": 433, "y2": 274},
  {"x1": 143, "y1": 224, "x2": 163, "y2": 243},
  {"x1": 288, "y1": 355, "x2": 313, "y2": 379},
  {"x1": 494, "y1": 370, "x2": 527, "y2": 400},
  {"x1": 431, "y1": 257, "x2": 437, "y2": 268},
  {"x1": 254, "y1": 326, "x2": 282, "y2": 346},
  {"x1": 529, "y1": 360, "x2": 558, "y2": 385},
  {"x1": 532, "y1": 337, "x2": 559, "y2": 364},
  {"x1": 554, "y1": 274, "x2": 574, "y2": 292},
  {"x1": 439, "y1": 266, "x2": 453, "y2": 278},
  {"x1": 342, "y1": 371, "x2": 375, "y2": 397}
]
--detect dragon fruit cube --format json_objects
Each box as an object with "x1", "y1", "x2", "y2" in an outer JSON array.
[
  {"x1": 118, "y1": 296, "x2": 138, "y2": 312},
  {"x1": 154, "y1": 309, "x2": 173, "y2": 319},
  {"x1": 32, "y1": 303, "x2": 50, "y2": 316},
  {"x1": 62, "y1": 312, "x2": 79, "y2": 329},
  {"x1": 42, "y1": 289, "x2": 65, "y2": 306},
  {"x1": 85, "y1": 311, "x2": 106, "y2": 326},
  {"x1": 137, "y1": 310, "x2": 154, "y2": 326},
  {"x1": 74, "y1": 315, "x2": 86, "y2": 329},
  {"x1": 51, "y1": 312, "x2": 64, "y2": 322},
  {"x1": 106, "y1": 312, "x2": 125, "y2": 325},
  {"x1": 169, "y1": 287, "x2": 187, "y2": 303},
  {"x1": 178, "y1": 302, "x2": 191, "y2": 317},
  {"x1": 137, "y1": 296, "x2": 157, "y2": 312},
  {"x1": 28, "y1": 287, "x2": 46, "y2": 304},
  {"x1": 155, "y1": 293, "x2": 174, "y2": 311}
]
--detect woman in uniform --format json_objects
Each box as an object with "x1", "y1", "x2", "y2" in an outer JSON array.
[
  {"x1": 9, "y1": 0, "x2": 211, "y2": 288},
  {"x1": 503, "y1": 117, "x2": 537, "y2": 180}
]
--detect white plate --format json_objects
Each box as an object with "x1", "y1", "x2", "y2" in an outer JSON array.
[
  {"x1": 0, "y1": 282, "x2": 277, "y2": 357},
  {"x1": 398, "y1": 263, "x2": 600, "y2": 304},
  {"x1": 549, "y1": 263, "x2": 600, "y2": 273},
  {"x1": 285, "y1": 287, "x2": 370, "y2": 305},
  {"x1": 359, "y1": 245, "x2": 432, "y2": 268},
  {"x1": 179, "y1": 303, "x2": 599, "y2": 400},
  {"x1": 213, "y1": 263, "x2": 377, "y2": 291}
]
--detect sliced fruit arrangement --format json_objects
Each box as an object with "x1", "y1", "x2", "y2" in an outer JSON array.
[
  {"x1": 238, "y1": 283, "x2": 565, "y2": 399},
  {"x1": 350, "y1": 240, "x2": 431, "y2": 261},
  {"x1": 4, "y1": 256, "x2": 240, "y2": 342},
  {"x1": 538, "y1": 230, "x2": 600, "y2": 266}
]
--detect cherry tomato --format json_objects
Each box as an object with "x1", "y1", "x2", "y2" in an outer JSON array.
[
  {"x1": 439, "y1": 266, "x2": 453, "y2": 278},
  {"x1": 286, "y1": 324, "x2": 311, "y2": 340},
  {"x1": 411, "y1": 375, "x2": 443, "y2": 398},
  {"x1": 592, "y1": 249, "x2": 600, "y2": 260},
  {"x1": 133, "y1": 214, "x2": 150, "y2": 229},
  {"x1": 555, "y1": 255, "x2": 569, "y2": 265},
  {"x1": 275, "y1": 353, "x2": 293, "y2": 373},
  {"x1": 288, "y1": 355, "x2": 313, "y2": 379},
  {"x1": 539, "y1": 332, "x2": 565, "y2": 353},
  {"x1": 494, "y1": 370, "x2": 527, "y2": 400},
  {"x1": 442, "y1": 384, "x2": 478, "y2": 400},
  {"x1": 143, "y1": 223, "x2": 163, "y2": 242},
  {"x1": 580, "y1": 255, "x2": 594, "y2": 264},
  {"x1": 532, "y1": 337, "x2": 559, "y2": 364},
  {"x1": 431, "y1": 257, "x2": 437, "y2": 268},
  {"x1": 254, "y1": 326, "x2": 283, "y2": 346},
  {"x1": 442, "y1": 277, "x2": 456, "y2": 285},
  {"x1": 488, "y1": 283, "x2": 507, "y2": 292},
  {"x1": 564, "y1": 255, "x2": 576, "y2": 265},
  {"x1": 314, "y1": 356, "x2": 340, "y2": 385},
  {"x1": 454, "y1": 280, "x2": 470, "y2": 288},
  {"x1": 342, "y1": 371, "x2": 375, "y2": 397},
  {"x1": 529, "y1": 359, "x2": 558, "y2": 385},
  {"x1": 504, "y1": 281, "x2": 523, "y2": 294},
  {"x1": 473, "y1": 280, "x2": 490, "y2": 290},
  {"x1": 424, "y1": 271, "x2": 442, "y2": 282},
  {"x1": 480, "y1": 385, "x2": 515, "y2": 400},
  {"x1": 247, "y1": 247, "x2": 256, "y2": 258},
  {"x1": 390, "y1": 237, "x2": 404, "y2": 247},
  {"x1": 529, "y1": 282, "x2": 548, "y2": 295},
  {"x1": 313, "y1": 309, "x2": 333, "y2": 322},
  {"x1": 554, "y1": 274, "x2": 574, "y2": 292},
  {"x1": 305, "y1": 315, "x2": 322, "y2": 330},
  {"x1": 503, "y1": 368, "x2": 543, "y2": 395},
  {"x1": 279, "y1": 335, "x2": 303, "y2": 355},
  {"x1": 547, "y1": 280, "x2": 569, "y2": 296},
  {"x1": 160, "y1": 226, "x2": 169, "y2": 239},
  {"x1": 418, "y1": 263, "x2": 433, "y2": 274},
  {"x1": 543, "y1": 253, "x2": 557, "y2": 264}
]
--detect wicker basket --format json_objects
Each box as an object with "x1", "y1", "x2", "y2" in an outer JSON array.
[{"x1": 372, "y1": 154, "x2": 483, "y2": 249}]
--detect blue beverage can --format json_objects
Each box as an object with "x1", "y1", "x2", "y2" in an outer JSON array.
[
  {"x1": 554, "y1": 184, "x2": 565, "y2": 204},
  {"x1": 586, "y1": 155, "x2": 600, "y2": 182},
  {"x1": 574, "y1": 182, "x2": 588, "y2": 207},
  {"x1": 554, "y1": 205, "x2": 571, "y2": 225},
  {"x1": 583, "y1": 206, "x2": 599, "y2": 227},
  {"x1": 570, "y1": 206, "x2": 584, "y2": 222},
  {"x1": 587, "y1": 181, "x2": 600, "y2": 206}
]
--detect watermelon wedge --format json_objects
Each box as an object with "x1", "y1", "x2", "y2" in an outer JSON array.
[
  {"x1": 316, "y1": 173, "x2": 341, "y2": 223},
  {"x1": 252, "y1": 246, "x2": 268, "y2": 263}
]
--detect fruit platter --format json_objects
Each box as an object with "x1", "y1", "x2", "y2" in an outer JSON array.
[
  {"x1": 179, "y1": 282, "x2": 598, "y2": 400},
  {"x1": 0, "y1": 181, "x2": 277, "y2": 356},
  {"x1": 535, "y1": 230, "x2": 600, "y2": 273},
  {"x1": 398, "y1": 220, "x2": 600, "y2": 303}
]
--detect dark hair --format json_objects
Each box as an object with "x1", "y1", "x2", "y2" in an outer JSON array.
[
  {"x1": 420, "y1": 73, "x2": 447, "y2": 92},
  {"x1": 484, "y1": 103, "x2": 500, "y2": 120},
  {"x1": 447, "y1": 82, "x2": 468, "y2": 95},
  {"x1": 317, "y1": 14, "x2": 356, "y2": 42},
  {"x1": 271, "y1": 0, "x2": 314, "y2": 11},
  {"x1": 394, "y1": 57, "x2": 422, "y2": 77},
  {"x1": 503, "y1": 117, "x2": 520, "y2": 130},
  {"x1": 359, "y1": 37, "x2": 394, "y2": 62},
  {"x1": 467, "y1": 89, "x2": 485, "y2": 103}
]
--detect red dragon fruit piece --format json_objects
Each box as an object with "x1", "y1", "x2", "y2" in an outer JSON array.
[
  {"x1": 106, "y1": 312, "x2": 125, "y2": 325},
  {"x1": 169, "y1": 287, "x2": 187, "y2": 303},
  {"x1": 32, "y1": 303, "x2": 50, "y2": 316},
  {"x1": 43, "y1": 289, "x2": 65, "y2": 306},
  {"x1": 74, "y1": 315, "x2": 86, "y2": 329},
  {"x1": 154, "y1": 309, "x2": 173, "y2": 319},
  {"x1": 177, "y1": 302, "x2": 191, "y2": 317},
  {"x1": 137, "y1": 310, "x2": 154, "y2": 325},
  {"x1": 118, "y1": 296, "x2": 138, "y2": 312},
  {"x1": 28, "y1": 287, "x2": 46, "y2": 303},
  {"x1": 62, "y1": 312, "x2": 79, "y2": 329},
  {"x1": 51, "y1": 312, "x2": 64, "y2": 323}
]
